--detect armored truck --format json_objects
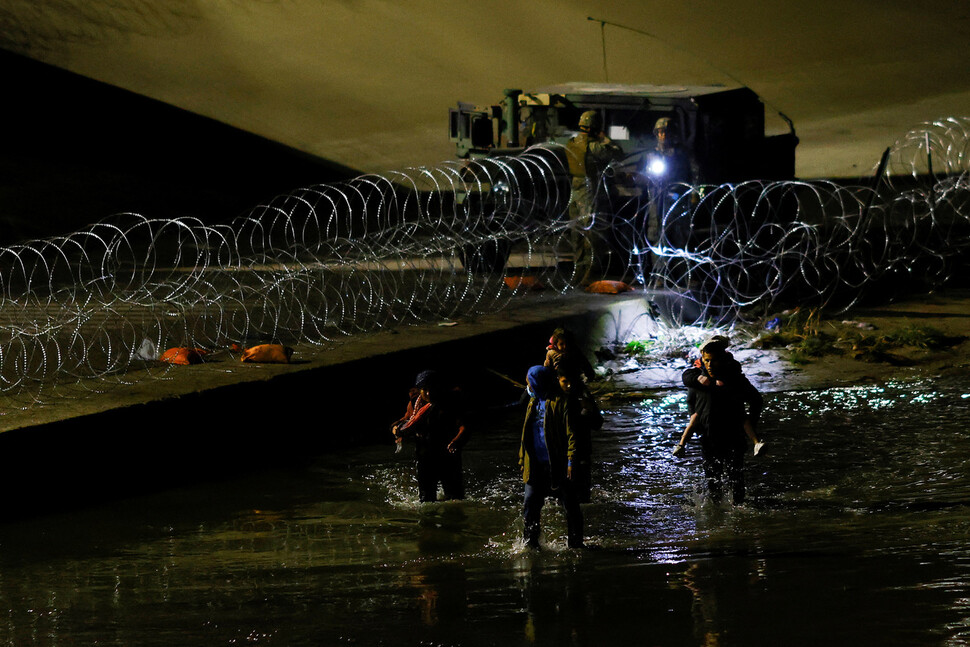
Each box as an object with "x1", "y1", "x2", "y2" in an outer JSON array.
[
  {"x1": 450, "y1": 83, "x2": 797, "y2": 183},
  {"x1": 446, "y1": 83, "x2": 798, "y2": 274}
]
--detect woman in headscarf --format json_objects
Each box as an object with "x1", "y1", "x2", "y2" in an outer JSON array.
[{"x1": 519, "y1": 365, "x2": 583, "y2": 549}]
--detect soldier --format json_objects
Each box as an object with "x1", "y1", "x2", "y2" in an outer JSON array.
[
  {"x1": 565, "y1": 110, "x2": 623, "y2": 285},
  {"x1": 644, "y1": 116, "x2": 698, "y2": 287}
]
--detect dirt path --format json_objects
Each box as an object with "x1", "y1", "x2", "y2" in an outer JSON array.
[{"x1": 598, "y1": 288, "x2": 970, "y2": 396}]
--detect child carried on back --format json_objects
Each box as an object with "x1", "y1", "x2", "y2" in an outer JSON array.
[
  {"x1": 673, "y1": 336, "x2": 765, "y2": 457},
  {"x1": 544, "y1": 327, "x2": 596, "y2": 392}
]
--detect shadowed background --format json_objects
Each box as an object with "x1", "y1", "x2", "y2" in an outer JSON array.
[{"x1": 1, "y1": 0, "x2": 969, "y2": 239}]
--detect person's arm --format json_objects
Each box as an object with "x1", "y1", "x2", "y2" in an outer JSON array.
[
  {"x1": 391, "y1": 397, "x2": 417, "y2": 437},
  {"x1": 396, "y1": 415, "x2": 420, "y2": 440},
  {"x1": 581, "y1": 354, "x2": 596, "y2": 383},
  {"x1": 448, "y1": 418, "x2": 467, "y2": 453},
  {"x1": 580, "y1": 392, "x2": 603, "y2": 431},
  {"x1": 564, "y1": 404, "x2": 578, "y2": 479},
  {"x1": 743, "y1": 419, "x2": 759, "y2": 444},
  {"x1": 683, "y1": 367, "x2": 709, "y2": 388},
  {"x1": 519, "y1": 400, "x2": 535, "y2": 472},
  {"x1": 544, "y1": 348, "x2": 560, "y2": 368},
  {"x1": 396, "y1": 394, "x2": 433, "y2": 440}
]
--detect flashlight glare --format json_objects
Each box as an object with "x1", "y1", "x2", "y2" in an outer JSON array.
[{"x1": 648, "y1": 158, "x2": 667, "y2": 176}]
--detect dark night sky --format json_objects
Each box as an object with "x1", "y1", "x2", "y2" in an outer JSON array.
[{"x1": 1, "y1": 0, "x2": 969, "y2": 179}]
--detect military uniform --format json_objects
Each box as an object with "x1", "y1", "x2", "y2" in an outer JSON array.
[{"x1": 565, "y1": 111, "x2": 623, "y2": 285}]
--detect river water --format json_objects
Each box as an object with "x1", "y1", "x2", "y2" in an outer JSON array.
[{"x1": 2, "y1": 376, "x2": 970, "y2": 646}]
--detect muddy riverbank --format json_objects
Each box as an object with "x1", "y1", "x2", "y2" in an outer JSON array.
[{"x1": 596, "y1": 287, "x2": 970, "y2": 396}]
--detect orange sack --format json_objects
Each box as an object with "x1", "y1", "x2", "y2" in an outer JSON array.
[
  {"x1": 503, "y1": 276, "x2": 544, "y2": 290},
  {"x1": 240, "y1": 344, "x2": 294, "y2": 364},
  {"x1": 585, "y1": 280, "x2": 634, "y2": 294},
  {"x1": 158, "y1": 347, "x2": 207, "y2": 365}
]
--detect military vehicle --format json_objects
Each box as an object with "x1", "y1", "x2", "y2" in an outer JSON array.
[
  {"x1": 450, "y1": 83, "x2": 797, "y2": 182},
  {"x1": 447, "y1": 83, "x2": 798, "y2": 273}
]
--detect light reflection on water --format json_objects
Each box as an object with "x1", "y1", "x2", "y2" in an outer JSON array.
[{"x1": 1, "y1": 377, "x2": 969, "y2": 645}]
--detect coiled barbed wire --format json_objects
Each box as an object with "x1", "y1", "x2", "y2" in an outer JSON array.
[
  {"x1": 625, "y1": 117, "x2": 970, "y2": 324},
  {"x1": 1, "y1": 119, "x2": 969, "y2": 412},
  {"x1": 0, "y1": 146, "x2": 576, "y2": 410}
]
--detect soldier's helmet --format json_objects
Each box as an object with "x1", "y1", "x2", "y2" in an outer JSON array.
[
  {"x1": 653, "y1": 117, "x2": 672, "y2": 133},
  {"x1": 578, "y1": 110, "x2": 601, "y2": 133}
]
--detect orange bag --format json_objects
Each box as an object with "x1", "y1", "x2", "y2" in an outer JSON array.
[
  {"x1": 158, "y1": 347, "x2": 207, "y2": 365},
  {"x1": 503, "y1": 276, "x2": 544, "y2": 290},
  {"x1": 240, "y1": 344, "x2": 293, "y2": 364},
  {"x1": 585, "y1": 280, "x2": 633, "y2": 294}
]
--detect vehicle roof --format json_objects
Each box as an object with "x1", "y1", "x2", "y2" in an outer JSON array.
[{"x1": 533, "y1": 82, "x2": 746, "y2": 99}]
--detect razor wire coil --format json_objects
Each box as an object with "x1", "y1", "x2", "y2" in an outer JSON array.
[{"x1": 0, "y1": 120, "x2": 968, "y2": 410}]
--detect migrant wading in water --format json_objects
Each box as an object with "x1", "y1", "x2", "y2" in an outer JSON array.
[
  {"x1": 679, "y1": 336, "x2": 764, "y2": 505},
  {"x1": 543, "y1": 326, "x2": 601, "y2": 503},
  {"x1": 392, "y1": 370, "x2": 468, "y2": 503},
  {"x1": 520, "y1": 365, "x2": 584, "y2": 549},
  {"x1": 557, "y1": 372, "x2": 602, "y2": 504}
]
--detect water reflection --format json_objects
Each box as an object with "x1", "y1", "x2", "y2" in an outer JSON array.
[{"x1": 0, "y1": 377, "x2": 969, "y2": 645}]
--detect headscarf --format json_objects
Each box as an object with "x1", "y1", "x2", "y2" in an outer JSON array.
[{"x1": 526, "y1": 365, "x2": 558, "y2": 401}]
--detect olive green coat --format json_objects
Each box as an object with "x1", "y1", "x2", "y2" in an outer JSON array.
[{"x1": 519, "y1": 395, "x2": 576, "y2": 485}]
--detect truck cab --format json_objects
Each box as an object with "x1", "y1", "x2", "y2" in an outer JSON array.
[
  {"x1": 446, "y1": 83, "x2": 798, "y2": 276},
  {"x1": 450, "y1": 83, "x2": 797, "y2": 184}
]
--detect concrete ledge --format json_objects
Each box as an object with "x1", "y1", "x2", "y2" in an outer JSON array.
[
  {"x1": 0, "y1": 290, "x2": 648, "y2": 515},
  {"x1": 0, "y1": 290, "x2": 648, "y2": 431}
]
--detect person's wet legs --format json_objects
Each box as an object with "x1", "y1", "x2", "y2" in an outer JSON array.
[
  {"x1": 726, "y1": 446, "x2": 746, "y2": 505},
  {"x1": 523, "y1": 478, "x2": 547, "y2": 548},
  {"x1": 701, "y1": 449, "x2": 725, "y2": 504},
  {"x1": 416, "y1": 456, "x2": 439, "y2": 503},
  {"x1": 559, "y1": 481, "x2": 585, "y2": 548},
  {"x1": 702, "y1": 445, "x2": 746, "y2": 506},
  {"x1": 572, "y1": 461, "x2": 592, "y2": 504},
  {"x1": 524, "y1": 469, "x2": 584, "y2": 549},
  {"x1": 440, "y1": 452, "x2": 465, "y2": 501}
]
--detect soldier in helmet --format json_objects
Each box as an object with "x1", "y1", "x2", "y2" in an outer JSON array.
[
  {"x1": 565, "y1": 110, "x2": 623, "y2": 285},
  {"x1": 648, "y1": 117, "x2": 691, "y2": 177},
  {"x1": 644, "y1": 116, "x2": 697, "y2": 287}
]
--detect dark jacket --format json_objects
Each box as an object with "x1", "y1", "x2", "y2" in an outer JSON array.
[
  {"x1": 566, "y1": 390, "x2": 602, "y2": 463},
  {"x1": 399, "y1": 390, "x2": 467, "y2": 457},
  {"x1": 683, "y1": 360, "x2": 762, "y2": 449}
]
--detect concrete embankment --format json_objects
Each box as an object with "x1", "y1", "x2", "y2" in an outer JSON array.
[{"x1": 0, "y1": 291, "x2": 653, "y2": 516}]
